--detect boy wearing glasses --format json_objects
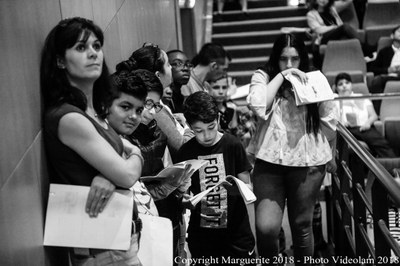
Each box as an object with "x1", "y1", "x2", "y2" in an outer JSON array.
[
  {"x1": 167, "y1": 50, "x2": 193, "y2": 113},
  {"x1": 177, "y1": 91, "x2": 256, "y2": 265}
]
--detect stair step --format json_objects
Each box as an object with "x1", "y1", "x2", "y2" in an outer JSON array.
[
  {"x1": 228, "y1": 70, "x2": 254, "y2": 86},
  {"x1": 213, "y1": 16, "x2": 308, "y2": 33},
  {"x1": 225, "y1": 43, "x2": 272, "y2": 58},
  {"x1": 227, "y1": 43, "x2": 313, "y2": 59},
  {"x1": 213, "y1": 30, "x2": 309, "y2": 46},
  {"x1": 229, "y1": 56, "x2": 268, "y2": 72},
  {"x1": 213, "y1": 6, "x2": 307, "y2": 22},
  {"x1": 211, "y1": 1, "x2": 311, "y2": 85},
  {"x1": 248, "y1": 0, "x2": 288, "y2": 9}
]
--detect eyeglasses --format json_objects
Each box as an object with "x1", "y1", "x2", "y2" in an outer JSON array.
[
  {"x1": 171, "y1": 61, "x2": 194, "y2": 70},
  {"x1": 144, "y1": 99, "x2": 163, "y2": 113}
]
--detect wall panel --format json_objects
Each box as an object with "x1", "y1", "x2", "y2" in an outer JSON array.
[
  {"x1": 60, "y1": 0, "x2": 94, "y2": 20},
  {"x1": 0, "y1": 0, "x2": 61, "y2": 186},
  {"x1": 92, "y1": 0, "x2": 123, "y2": 31},
  {"x1": 103, "y1": 16, "x2": 124, "y2": 74},
  {"x1": 0, "y1": 0, "x2": 181, "y2": 265},
  {"x1": 116, "y1": 0, "x2": 180, "y2": 62},
  {"x1": 0, "y1": 135, "x2": 47, "y2": 266}
]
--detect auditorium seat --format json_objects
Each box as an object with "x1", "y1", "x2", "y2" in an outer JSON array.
[
  {"x1": 337, "y1": 1, "x2": 365, "y2": 42},
  {"x1": 322, "y1": 39, "x2": 373, "y2": 87},
  {"x1": 377, "y1": 36, "x2": 392, "y2": 53},
  {"x1": 363, "y1": 1, "x2": 400, "y2": 48},
  {"x1": 351, "y1": 82, "x2": 369, "y2": 94},
  {"x1": 374, "y1": 81, "x2": 400, "y2": 154}
]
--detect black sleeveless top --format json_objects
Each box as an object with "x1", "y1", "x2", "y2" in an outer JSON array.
[{"x1": 44, "y1": 103, "x2": 123, "y2": 186}]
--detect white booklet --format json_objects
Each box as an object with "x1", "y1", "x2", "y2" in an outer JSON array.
[
  {"x1": 140, "y1": 159, "x2": 209, "y2": 182},
  {"x1": 226, "y1": 175, "x2": 257, "y2": 204},
  {"x1": 286, "y1": 70, "x2": 334, "y2": 106},
  {"x1": 43, "y1": 184, "x2": 133, "y2": 250},
  {"x1": 189, "y1": 175, "x2": 256, "y2": 206}
]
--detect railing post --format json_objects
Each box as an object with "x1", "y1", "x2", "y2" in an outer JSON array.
[
  {"x1": 371, "y1": 179, "x2": 391, "y2": 259},
  {"x1": 335, "y1": 135, "x2": 354, "y2": 257},
  {"x1": 350, "y1": 155, "x2": 369, "y2": 260}
]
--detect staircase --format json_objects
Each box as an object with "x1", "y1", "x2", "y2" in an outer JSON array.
[{"x1": 211, "y1": 0, "x2": 309, "y2": 85}]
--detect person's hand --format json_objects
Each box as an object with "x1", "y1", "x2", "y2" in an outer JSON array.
[
  {"x1": 359, "y1": 123, "x2": 371, "y2": 132},
  {"x1": 85, "y1": 175, "x2": 115, "y2": 217},
  {"x1": 222, "y1": 176, "x2": 240, "y2": 196},
  {"x1": 326, "y1": 158, "x2": 337, "y2": 174},
  {"x1": 245, "y1": 121, "x2": 256, "y2": 136},
  {"x1": 173, "y1": 113, "x2": 186, "y2": 127},
  {"x1": 282, "y1": 68, "x2": 308, "y2": 84},
  {"x1": 181, "y1": 193, "x2": 195, "y2": 210}
]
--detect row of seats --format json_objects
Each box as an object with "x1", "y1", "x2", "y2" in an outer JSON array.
[
  {"x1": 338, "y1": 0, "x2": 400, "y2": 48},
  {"x1": 321, "y1": 37, "x2": 400, "y2": 155}
]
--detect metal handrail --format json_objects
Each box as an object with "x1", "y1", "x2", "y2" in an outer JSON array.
[
  {"x1": 337, "y1": 122, "x2": 400, "y2": 206},
  {"x1": 333, "y1": 92, "x2": 400, "y2": 101}
]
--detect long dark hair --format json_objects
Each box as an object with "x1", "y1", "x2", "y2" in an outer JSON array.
[
  {"x1": 265, "y1": 33, "x2": 320, "y2": 135},
  {"x1": 40, "y1": 17, "x2": 111, "y2": 116}
]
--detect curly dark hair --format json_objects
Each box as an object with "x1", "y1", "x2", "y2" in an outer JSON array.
[
  {"x1": 183, "y1": 91, "x2": 219, "y2": 125},
  {"x1": 115, "y1": 45, "x2": 166, "y2": 74}
]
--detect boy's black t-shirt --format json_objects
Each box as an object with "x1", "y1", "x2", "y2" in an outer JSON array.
[{"x1": 177, "y1": 133, "x2": 254, "y2": 250}]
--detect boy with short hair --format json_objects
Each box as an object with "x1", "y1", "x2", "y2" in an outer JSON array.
[
  {"x1": 209, "y1": 75, "x2": 238, "y2": 133},
  {"x1": 177, "y1": 91, "x2": 256, "y2": 265},
  {"x1": 335, "y1": 72, "x2": 396, "y2": 158}
]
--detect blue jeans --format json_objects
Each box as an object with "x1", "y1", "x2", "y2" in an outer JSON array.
[
  {"x1": 252, "y1": 160, "x2": 325, "y2": 266},
  {"x1": 70, "y1": 233, "x2": 142, "y2": 266}
]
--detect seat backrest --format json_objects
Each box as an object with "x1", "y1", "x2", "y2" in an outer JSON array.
[
  {"x1": 338, "y1": 2, "x2": 359, "y2": 30},
  {"x1": 363, "y1": 2, "x2": 400, "y2": 29},
  {"x1": 377, "y1": 36, "x2": 392, "y2": 52},
  {"x1": 352, "y1": 82, "x2": 369, "y2": 94},
  {"x1": 380, "y1": 81, "x2": 400, "y2": 119},
  {"x1": 322, "y1": 39, "x2": 367, "y2": 75}
]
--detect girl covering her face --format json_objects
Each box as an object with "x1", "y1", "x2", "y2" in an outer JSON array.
[{"x1": 247, "y1": 33, "x2": 337, "y2": 265}]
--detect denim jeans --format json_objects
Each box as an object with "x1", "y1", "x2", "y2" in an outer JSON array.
[
  {"x1": 252, "y1": 160, "x2": 325, "y2": 266},
  {"x1": 70, "y1": 233, "x2": 142, "y2": 266}
]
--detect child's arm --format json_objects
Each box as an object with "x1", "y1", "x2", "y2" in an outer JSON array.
[
  {"x1": 228, "y1": 108, "x2": 239, "y2": 130},
  {"x1": 360, "y1": 103, "x2": 378, "y2": 132}
]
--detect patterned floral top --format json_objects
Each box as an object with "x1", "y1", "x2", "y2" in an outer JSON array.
[{"x1": 247, "y1": 69, "x2": 338, "y2": 167}]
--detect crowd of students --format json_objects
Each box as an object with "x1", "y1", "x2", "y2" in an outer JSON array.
[{"x1": 41, "y1": 14, "x2": 399, "y2": 266}]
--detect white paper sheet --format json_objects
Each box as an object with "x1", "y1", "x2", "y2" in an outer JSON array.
[
  {"x1": 226, "y1": 175, "x2": 257, "y2": 204},
  {"x1": 189, "y1": 176, "x2": 257, "y2": 206},
  {"x1": 286, "y1": 70, "x2": 334, "y2": 106},
  {"x1": 43, "y1": 184, "x2": 133, "y2": 250},
  {"x1": 137, "y1": 213, "x2": 173, "y2": 266}
]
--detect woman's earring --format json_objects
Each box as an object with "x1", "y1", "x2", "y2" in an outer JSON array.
[{"x1": 56, "y1": 58, "x2": 65, "y2": 69}]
